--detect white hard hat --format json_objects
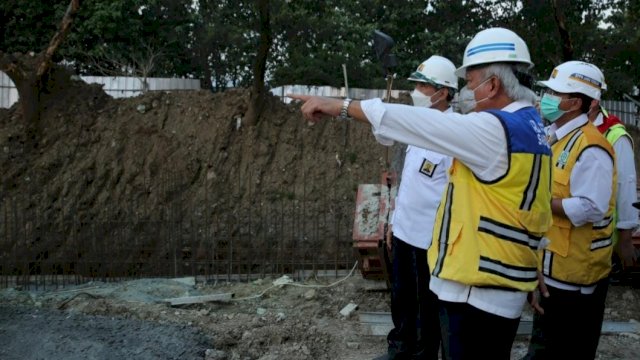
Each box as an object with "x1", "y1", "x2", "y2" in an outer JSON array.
[
  {"x1": 408, "y1": 55, "x2": 458, "y2": 90},
  {"x1": 537, "y1": 61, "x2": 603, "y2": 100},
  {"x1": 455, "y1": 27, "x2": 533, "y2": 78},
  {"x1": 592, "y1": 64, "x2": 607, "y2": 92}
]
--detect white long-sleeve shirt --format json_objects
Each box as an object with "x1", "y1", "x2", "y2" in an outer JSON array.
[
  {"x1": 361, "y1": 98, "x2": 532, "y2": 319},
  {"x1": 593, "y1": 113, "x2": 639, "y2": 230},
  {"x1": 545, "y1": 114, "x2": 614, "y2": 294},
  {"x1": 390, "y1": 108, "x2": 453, "y2": 250},
  {"x1": 547, "y1": 115, "x2": 614, "y2": 227}
]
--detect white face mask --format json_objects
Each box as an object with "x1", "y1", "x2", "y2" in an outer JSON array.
[
  {"x1": 410, "y1": 88, "x2": 441, "y2": 108},
  {"x1": 457, "y1": 76, "x2": 493, "y2": 114},
  {"x1": 457, "y1": 87, "x2": 476, "y2": 114}
]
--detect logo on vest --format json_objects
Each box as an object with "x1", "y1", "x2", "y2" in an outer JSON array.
[{"x1": 557, "y1": 150, "x2": 570, "y2": 167}]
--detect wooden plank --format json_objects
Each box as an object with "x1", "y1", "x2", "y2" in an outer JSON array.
[{"x1": 164, "y1": 292, "x2": 234, "y2": 306}]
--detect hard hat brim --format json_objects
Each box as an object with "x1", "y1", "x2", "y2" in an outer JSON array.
[
  {"x1": 537, "y1": 79, "x2": 600, "y2": 100},
  {"x1": 407, "y1": 71, "x2": 435, "y2": 83},
  {"x1": 408, "y1": 71, "x2": 458, "y2": 90},
  {"x1": 537, "y1": 79, "x2": 574, "y2": 94}
]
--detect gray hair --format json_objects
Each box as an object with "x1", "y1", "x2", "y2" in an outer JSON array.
[{"x1": 482, "y1": 63, "x2": 538, "y2": 106}]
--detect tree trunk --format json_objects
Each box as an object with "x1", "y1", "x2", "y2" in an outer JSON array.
[
  {"x1": 551, "y1": 0, "x2": 574, "y2": 61},
  {"x1": 245, "y1": 0, "x2": 272, "y2": 126},
  {"x1": 0, "y1": 0, "x2": 81, "y2": 148}
]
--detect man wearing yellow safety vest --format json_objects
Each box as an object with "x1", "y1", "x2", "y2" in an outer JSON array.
[
  {"x1": 290, "y1": 27, "x2": 552, "y2": 360},
  {"x1": 586, "y1": 76, "x2": 638, "y2": 273},
  {"x1": 525, "y1": 61, "x2": 617, "y2": 360}
]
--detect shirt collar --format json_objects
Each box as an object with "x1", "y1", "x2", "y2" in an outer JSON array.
[
  {"x1": 549, "y1": 114, "x2": 589, "y2": 140},
  {"x1": 501, "y1": 100, "x2": 531, "y2": 113},
  {"x1": 593, "y1": 112, "x2": 604, "y2": 126}
]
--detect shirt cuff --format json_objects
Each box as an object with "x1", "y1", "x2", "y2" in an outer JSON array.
[
  {"x1": 562, "y1": 198, "x2": 588, "y2": 227},
  {"x1": 361, "y1": 98, "x2": 395, "y2": 146},
  {"x1": 616, "y1": 220, "x2": 640, "y2": 230}
]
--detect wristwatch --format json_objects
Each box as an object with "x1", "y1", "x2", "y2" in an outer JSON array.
[{"x1": 339, "y1": 98, "x2": 352, "y2": 120}]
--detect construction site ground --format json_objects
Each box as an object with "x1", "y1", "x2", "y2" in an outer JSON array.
[
  {"x1": 1, "y1": 274, "x2": 639, "y2": 360},
  {"x1": 1, "y1": 80, "x2": 640, "y2": 359}
]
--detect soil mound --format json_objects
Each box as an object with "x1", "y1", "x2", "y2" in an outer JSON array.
[{"x1": 0, "y1": 79, "x2": 405, "y2": 275}]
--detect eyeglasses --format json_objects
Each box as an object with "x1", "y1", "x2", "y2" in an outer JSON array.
[{"x1": 544, "y1": 89, "x2": 563, "y2": 97}]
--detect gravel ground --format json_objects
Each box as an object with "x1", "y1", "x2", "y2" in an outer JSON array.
[
  {"x1": 0, "y1": 275, "x2": 638, "y2": 360},
  {"x1": 0, "y1": 305, "x2": 210, "y2": 360}
]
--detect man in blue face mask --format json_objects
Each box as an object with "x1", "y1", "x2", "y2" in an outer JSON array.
[{"x1": 525, "y1": 61, "x2": 617, "y2": 360}]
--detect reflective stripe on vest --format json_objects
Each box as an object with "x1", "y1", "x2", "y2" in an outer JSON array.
[
  {"x1": 544, "y1": 121, "x2": 616, "y2": 286},
  {"x1": 428, "y1": 107, "x2": 552, "y2": 291}
]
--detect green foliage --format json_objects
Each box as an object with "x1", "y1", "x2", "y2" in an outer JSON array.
[
  {"x1": 1, "y1": 0, "x2": 68, "y2": 53},
  {"x1": 1, "y1": 0, "x2": 638, "y2": 96}
]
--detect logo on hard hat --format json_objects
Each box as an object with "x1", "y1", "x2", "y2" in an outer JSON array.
[
  {"x1": 417, "y1": 64, "x2": 425, "y2": 71},
  {"x1": 569, "y1": 73, "x2": 601, "y2": 89},
  {"x1": 551, "y1": 69, "x2": 558, "y2": 79}
]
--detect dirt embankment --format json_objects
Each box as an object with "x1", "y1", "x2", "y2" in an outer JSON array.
[{"x1": 0, "y1": 80, "x2": 410, "y2": 275}]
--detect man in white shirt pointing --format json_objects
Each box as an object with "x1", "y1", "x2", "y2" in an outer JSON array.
[{"x1": 290, "y1": 27, "x2": 552, "y2": 360}]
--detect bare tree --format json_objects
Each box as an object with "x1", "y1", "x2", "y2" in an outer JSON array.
[
  {"x1": 0, "y1": 0, "x2": 81, "y2": 147},
  {"x1": 87, "y1": 41, "x2": 165, "y2": 93}
]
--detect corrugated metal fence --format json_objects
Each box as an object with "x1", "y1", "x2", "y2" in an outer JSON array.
[
  {"x1": 3, "y1": 73, "x2": 639, "y2": 127},
  {"x1": 271, "y1": 85, "x2": 640, "y2": 127},
  {"x1": 0, "y1": 72, "x2": 200, "y2": 107},
  {"x1": 0, "y1": 72, "x2": 19, "y2": 107},
  {"x1": 600, "y1": 100, "x2": 640, "y2": 127}
]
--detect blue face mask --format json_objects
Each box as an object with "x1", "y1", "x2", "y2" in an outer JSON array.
[{"x1": 539, "y1": 93, "x2": 567, "y2": 123}]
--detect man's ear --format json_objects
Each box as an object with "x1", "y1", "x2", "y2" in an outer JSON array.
[
  {"x1": 488, "y1": 76, "x2": 500, "y2": 98},
  {"x1": 439, "y1": 88, "x2": 449, "y2": 102},
  {"x1": 587, "y1": 99, "x2": 600, "y2": 120}
]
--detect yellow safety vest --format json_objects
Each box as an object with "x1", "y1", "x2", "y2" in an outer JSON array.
[
  {"x1": 543, "y1": 122, "x2": 617, "y2": 286},
  {"x1": 428, "y1": 107, "x2": 553, "y2": 292},
  {"x1": 602, "y1": 121, "x2": 633, "y2": 247}
]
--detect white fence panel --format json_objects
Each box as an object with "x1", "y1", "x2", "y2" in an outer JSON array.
[
  {"x1": 0, "y1": 72, "x2": 201, "y2": 108},
  {"x1": 1, "y1": 72, "x2": 637, "y2": 126},
  {"x1": 0, "y1": 72, "x2": 19, "y2": 108},
  {"x1": 601, "y1": 100, "x2": 639, "y2": 127},
  {"x1": 271, "y1": 85, "x2": 640, "y2": 127},
  {"x1": 270, "y1": 85, "x2": 402, "y2": 104}
]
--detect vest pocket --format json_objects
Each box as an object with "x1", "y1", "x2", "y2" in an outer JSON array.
[
  {"x1": 446, "y1": 221, "x2": 463, "y2": 255},
  {"x1": 547, "y1": 215, "x2": 571, "y2": 257},
  {"x1": 431, "y1": 220, "x2": 463, "y2": 278},
  {"x1": 518, "y1": 209, "x2": 552, "y2": 234}
]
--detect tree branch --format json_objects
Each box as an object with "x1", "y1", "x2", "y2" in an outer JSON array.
[{"x1": 37, "y1": 0, "x2": 82, "y2": 77}]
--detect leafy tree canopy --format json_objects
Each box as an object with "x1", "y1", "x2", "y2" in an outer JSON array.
[{"x1": 1, "y1": 0, "x2": 638, "y2": 97}]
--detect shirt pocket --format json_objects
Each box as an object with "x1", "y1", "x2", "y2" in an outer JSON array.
[{"x1": 418, "y1": 152, "x2": 446, "y2": 178}]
